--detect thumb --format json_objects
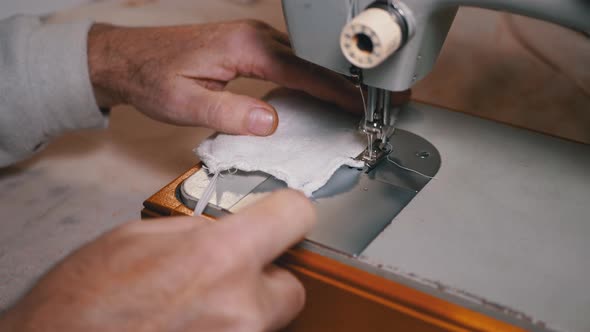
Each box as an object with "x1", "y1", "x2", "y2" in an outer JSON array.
[
  {"x1": 217, "y1": 189, "x2": 317, "y2": 267},
  {"x1": 195, "y1": 89, "x2": 278, "y2": 136}
]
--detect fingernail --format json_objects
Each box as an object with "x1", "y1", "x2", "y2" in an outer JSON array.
[{"x1": 247, "y1": 107, "x2": 276, "y2": 136}]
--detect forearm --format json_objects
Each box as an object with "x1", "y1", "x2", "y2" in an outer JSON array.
[{"x1": 0, "y1": 15, "x2": 107, "y2": 167}]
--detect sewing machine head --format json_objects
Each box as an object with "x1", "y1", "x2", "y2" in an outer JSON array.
[{"x1": 281, "y1": 0, "x2": 589, "y2": 166}]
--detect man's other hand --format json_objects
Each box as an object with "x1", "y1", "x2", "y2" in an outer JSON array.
[
  {"x1": 88, "y1": 20, "x2": 362, "y2": 136},
  {"x1": 0, "y1": 190, "x2": 316, "y2": 332}
]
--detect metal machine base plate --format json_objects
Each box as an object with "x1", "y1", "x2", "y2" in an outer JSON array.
[{"x1": 180, "y1": 129, "x2": 440, "y2": 256}]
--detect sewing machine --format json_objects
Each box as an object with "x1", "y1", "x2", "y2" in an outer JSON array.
[
  {"x1": 285, "y1": 0, "x2": 589, "y2": 164},
  {"x1": 143, "y1": 1, "x2": 590, "y2": 331}
]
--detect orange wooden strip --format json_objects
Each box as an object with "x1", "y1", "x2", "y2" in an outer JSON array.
[{"x1": 281, "y1": 248, "x2": 525, "y2": 332}]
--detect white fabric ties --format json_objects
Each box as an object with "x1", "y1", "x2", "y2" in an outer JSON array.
[
  {"x1": 192, "y1": 170, "x2": 220, "y2": 216},
  {"x1": 196, "y1": 90, "x2": 366, "y2": 197}
]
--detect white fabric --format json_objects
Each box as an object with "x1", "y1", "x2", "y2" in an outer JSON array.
[
  {"x1": 196, "y1": 90, "x2": 366, "y2": 196},
  {"x1": 0, "y1": 15, "x2": 107, "y2": 167}
]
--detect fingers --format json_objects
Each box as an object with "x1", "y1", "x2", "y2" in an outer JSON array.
[
  {"x1": 256, "y1": 44, "x2": 364, "y2": 114},
  {"x1": 219, "y1": 190, "x2": 316, "y2": 267},
  {"x1": 259, "y1": 265, "x2": 305, "y2": 331},
  {"x1": 112, "y1": 216, "x2": 206, "y2": 236},
  {"x1": 272, "y1": 30, "x2": 291, "y2": 47},
  {"x1": 189, "y1": 89, "x2": 279, "y2": 136}
]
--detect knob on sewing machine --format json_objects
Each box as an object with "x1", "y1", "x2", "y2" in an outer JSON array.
[{"x1": 282, "y1": 0, "x2": 590, "y2": 167}]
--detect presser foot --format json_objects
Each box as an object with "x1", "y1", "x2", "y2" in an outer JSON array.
[{"x1": 357, "y1": 139, "x2": 392, "y2": 171}]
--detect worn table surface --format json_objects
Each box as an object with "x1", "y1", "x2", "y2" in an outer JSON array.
[{"x1": 1, "y1": 0, "x2": 588, "y2": 327}]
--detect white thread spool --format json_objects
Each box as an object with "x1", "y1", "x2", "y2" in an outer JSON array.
[{"x1": 340, "y1": 7, "x2": 403, "y2": 69}]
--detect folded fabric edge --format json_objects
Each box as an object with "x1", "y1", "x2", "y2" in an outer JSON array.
[{"x1": 195, "y1": 139, "x2": 365, "y2": 197}]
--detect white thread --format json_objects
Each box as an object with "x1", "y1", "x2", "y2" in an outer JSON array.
[
  {"x1": 201, "y1": 164, "x2": 214, "y2": 173},
  {"x1": 358, "y1": 85, "x2": 368, "y2": 118},
  {"x1": 386, "y1": 155, "x2": 436, "y2": 179},
  {"x1": 383, "y1": 142, "x2": 436, "y2": 179},
  {"x1": 193, "y1": 171, "x2": 220, "y2": 216}
]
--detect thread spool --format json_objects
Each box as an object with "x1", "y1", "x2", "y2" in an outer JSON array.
[{"x1": 340, "y1": 7, "x2": 403, "y2": 69}]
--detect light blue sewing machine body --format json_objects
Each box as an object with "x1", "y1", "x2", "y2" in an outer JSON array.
[
  {"x1": 282, "y1": 0, "x2": 589, "y2": 91},
  {"x1": 282, "y1": 0, "x2": 589, "y2": 167}
]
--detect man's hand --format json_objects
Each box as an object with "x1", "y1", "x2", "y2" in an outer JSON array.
[
  {"x1": 88, "y1": 20, "x2": 362, "y2": 136},
  {"x1": 0, "y1": 190, "x2": 315, "y2": 332}
]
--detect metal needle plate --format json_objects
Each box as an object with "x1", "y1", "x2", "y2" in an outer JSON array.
[{"x1": 180, "y1": 129, "x2": 440, "y2": 256}]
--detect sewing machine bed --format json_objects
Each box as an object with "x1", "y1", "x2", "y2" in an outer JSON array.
[
  {"x1": 360, "y1": 103, "x2": 590, "y2": 332},
  {"x1": 145, "y1": 102, "x2": 590, "y2": 331}
]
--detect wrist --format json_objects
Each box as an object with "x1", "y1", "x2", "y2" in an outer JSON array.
[{"x1": 88, "y1": 24, "x2": 129, "y2": 108}]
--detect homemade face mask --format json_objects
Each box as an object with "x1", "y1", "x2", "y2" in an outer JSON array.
[{"x1": 196, "y1": 90, "x2": 365, "y2": 196}]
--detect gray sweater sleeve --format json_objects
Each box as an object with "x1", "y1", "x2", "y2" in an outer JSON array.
[{"x1": 0, "y1": 15, "x2": 107, "y2": 167}]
